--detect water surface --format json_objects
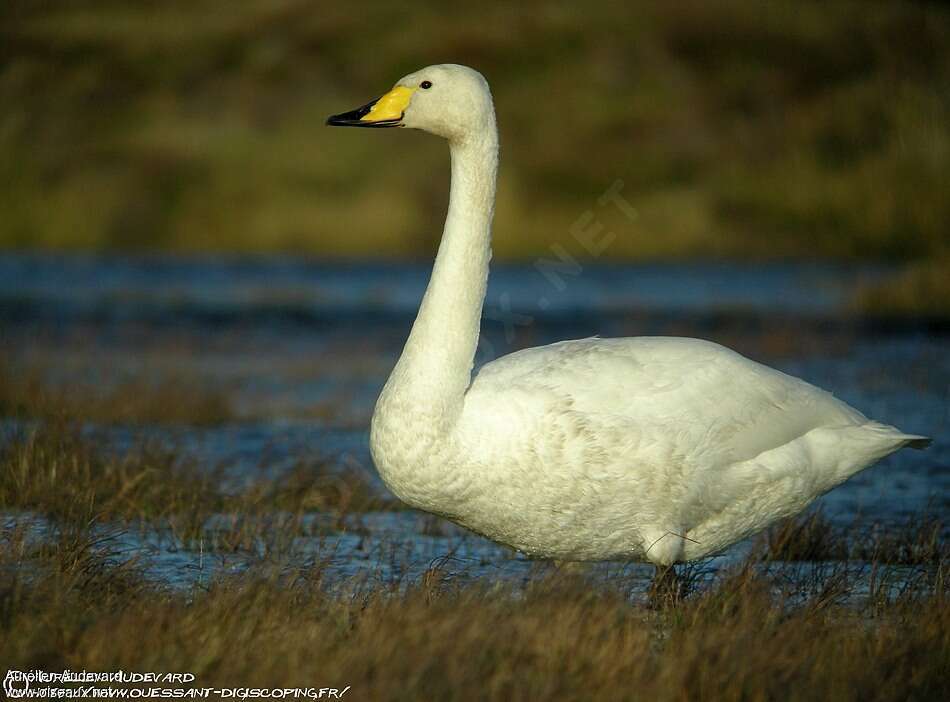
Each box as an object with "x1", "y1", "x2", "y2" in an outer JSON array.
[{"x1": 2, "y1": 254, "x2": 946, "y2": 590}]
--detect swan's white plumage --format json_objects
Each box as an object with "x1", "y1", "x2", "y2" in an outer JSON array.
[
  {"x1": 330, "y1": 64, "x2": 929, "y2": 566},
  {"x1": 456, "y1": 336, "x2": 923, "y2": 563}
]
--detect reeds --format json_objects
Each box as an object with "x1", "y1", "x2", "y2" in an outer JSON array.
[
  {"x1": 758, "y1": 508, "x2": 948, "y2": 565},
  {"x1": 0, "y1": 418, "x2": 946, "y2": 699},
  {"x1": 0, "y1": 420, "x2": 395, "y2": 546},
  {"x1": 0, "y1": 398, "x2": 945, "y2": 699},
  {"x1": 0, "y1": 518, "x2": 946, "y2": 701},
  {"x1": 0, "y1": 358, "x2": 234, "y2": 426}
]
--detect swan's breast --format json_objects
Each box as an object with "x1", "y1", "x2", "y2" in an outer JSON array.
[{"x1": 369, "y1": 381, "x2": 479, "y2": 520}]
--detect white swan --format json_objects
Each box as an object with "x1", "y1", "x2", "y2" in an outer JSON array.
[{"x1": 327, "y1": 64, "x2": 930, "y2": 570}]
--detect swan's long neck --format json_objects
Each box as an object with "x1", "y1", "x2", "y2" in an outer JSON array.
[{"x1": 385, "y1": 123, "x2": 498, "y2": 422}]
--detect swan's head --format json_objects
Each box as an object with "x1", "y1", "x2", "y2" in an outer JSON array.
[{"x1": 326, "y1": 64, "x2": 494, "y2": 142}]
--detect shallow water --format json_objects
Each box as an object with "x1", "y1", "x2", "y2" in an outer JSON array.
[{"x1": 2, "y1": 254, "x2": 947, "y2": 589}]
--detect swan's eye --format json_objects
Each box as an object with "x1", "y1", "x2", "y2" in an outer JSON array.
[{"x1": 420, "y1": 80, "x2": 433, "y2": 90}]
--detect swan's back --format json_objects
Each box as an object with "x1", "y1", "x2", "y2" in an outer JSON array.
[{"x1": 466, "y1": 336, "x2": 867, "y2": 466}]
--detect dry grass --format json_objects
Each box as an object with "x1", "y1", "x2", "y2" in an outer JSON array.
[
  {"x1": 0, "y1": 417, "x2": 946, "y2": 699},
  {"x1": 855, "y1": 256, "x2": 950, "y2": 317},
  {"x1": 757, "y1": 509, "x2": 851, "y2": 562},
  {"x1": 0, "y1": 355, "x2": 235, "y2": 426},
  {"x1": 852, "y1": 513, "x2": 948, "y2": 566},
  {"x1": 0, "y1": 421, "x2": 395, "y2": 545},
  {"x1": 0, "y1": 520, "x2": 947, "y2": 701},
  {"x1": 758, "y1": 509, "x2": 948, "y2": 565},
  {"x1": 0, "y1": 404, "x2": 946, "y2": 698}
]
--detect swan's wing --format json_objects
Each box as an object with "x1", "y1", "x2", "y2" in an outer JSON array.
[
  {"x1": 466, "y1": 336, "x2": 868, "y2": 466},
  {"x1": 461, "y1": 336, "x2": 927, "y2": 563}
]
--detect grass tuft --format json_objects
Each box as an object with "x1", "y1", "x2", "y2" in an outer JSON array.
[
  {"x1": 758, "y1": 508, "x2": 948, "y2": 565},
  {"x1": 0, "y1": 356, "x2": 235, "y2": 426},
  {"x1": 0, "y1": 420, "x2": 395, "y2": 541},
  {"x1": 0, "y1": 521, "x2": 947, "y2": 701}
]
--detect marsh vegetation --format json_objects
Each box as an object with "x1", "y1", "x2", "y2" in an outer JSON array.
[
  {"x1": 1, "y1": 446, "x2": 947, "y2": 701},
  {"x1": 1, "y1": 347, "x2": 946, "y2": 696},
  {"x1": 3, "y1": 1, "x2": 949, "y2": 272},
  {"x1": 1, "y1": 291, "x2": 947, "y2": 698}
]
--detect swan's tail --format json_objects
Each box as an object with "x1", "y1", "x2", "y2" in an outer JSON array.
[
  {"x1": 865, "y1": 422, "x2": 931, "y2": 450},
  {"x1": 903, "y1": 436, "x2": 932, "y2": 450}
]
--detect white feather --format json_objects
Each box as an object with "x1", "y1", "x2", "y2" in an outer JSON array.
[{"x1": 354, "y1": 64, "x2": 929, "y2": 566}]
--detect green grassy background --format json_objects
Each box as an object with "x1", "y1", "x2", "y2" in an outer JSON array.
[{"x1": 2, "y1": 0, "x2": 949, "y2": 262}]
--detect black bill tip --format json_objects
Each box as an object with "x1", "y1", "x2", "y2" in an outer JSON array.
[{"x1": 326, "y1": 99, "x2": 402, "y2": 128}]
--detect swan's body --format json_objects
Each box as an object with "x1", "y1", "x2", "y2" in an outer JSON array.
[{"x1": 328, "y1": 64, "x2": 929, "y2": 565}]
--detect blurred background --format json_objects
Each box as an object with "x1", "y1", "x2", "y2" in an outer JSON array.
[
  {"x1": 0, "y1": 1, "x2": 948, "y2": 586},
  {"x1": 2, "y1": 2, "x2": 948, "y2": 271}
]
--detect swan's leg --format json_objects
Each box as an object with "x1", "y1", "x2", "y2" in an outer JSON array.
[
  {"x1": 641, "y1": 525, "x2": 687, "y2": 605},
  {"x1": 648, "y1": 564, "x2": 684, "y2": 607}
]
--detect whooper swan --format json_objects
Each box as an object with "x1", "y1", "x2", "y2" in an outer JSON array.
[{"x1": 327, "y1": 64, "x2": 930, "y2": 576}]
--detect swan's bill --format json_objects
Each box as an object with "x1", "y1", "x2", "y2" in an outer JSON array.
[{"x1": 326, "y1": 85, "x2": 416, "y2": 128}]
